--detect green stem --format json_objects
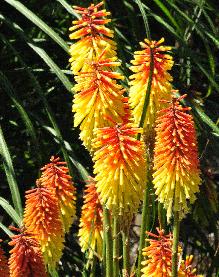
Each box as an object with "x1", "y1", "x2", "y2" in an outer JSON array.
[
  {"x1": 158, "y1": 202, "x2": 166, "y2": 230},
  {"x1": 137, "y1": 184, "x2": 150, "y2": 277},
  {"x1": 171, "y1": 211, "x2": 180, "y2": 277},
  {"x1": 90, "y1": 254, "x2": 97, "y2": 277},
  {"x1": 103, "y1": 207, "x2": 113, "y2": 277},
  {"x1": 113, "y1": 216, "x2": 120, "y2": 277},
  {"x1": 122, "y1": 229, "x2": 130, "y2": 275}
]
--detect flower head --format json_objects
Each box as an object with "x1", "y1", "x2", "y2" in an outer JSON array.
[
  {"x1": 0, "y1": 241, "x2": 9, "y2": 277},
  {"x1": 141, "y1": 228, "x2": 172, "y2": 277},
  {"x1": 78, "y1": 177, "x2": 103, "y2": 259},
  {"x1": 129, "y1": 38, "x2": 173, "y2": 129},
  {"x1": 153, "y1": 95, "x2": 201, "y2": 221},
  {"x1": 179, "y1": 255, "x2": 203, "y2": 277},
  {"x1": 40, "y1": 156, "x2": 76, "y2": 233},
  {"x1": 73, "y1": 50, "x2": 125, "y2": 149},
  {"x1": 92, "y1": 122, "x2": 146, "y2": 218},
  {"x1": 69, "y1": 2, "x2": 116, "y2": 74},
  {"x1": 8, "y1": 228, "x2": 47, "y2": 277},
  {"x1": 23, "y1": 182, "x2": 64, "y2": 269}
]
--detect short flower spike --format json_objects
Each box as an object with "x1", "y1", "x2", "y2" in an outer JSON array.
[
  {"x1": 179, "y1": 255, "x2": 203, "y2": 277},
  {"x1": 78, "y1": 178, "x2": 103, "y2": 259},
  {"x1": 8, "y1": 228, "x2": 47, "y2": 277},
  {"x1": 73, "y1": 51, "x2": 125, "y2": 150},
  {"x1": 40, "y1": 156, "x2": 76, "y2": 233},
  {"x1": 153, "y1": 95, "x2": 201, "y2": 221},
  {"x1": 69, "y1": 2, "x2": 116, "y2": 74},
  {"x1": 23, "y1": 183, "x2": 64, "y2": 269},
  {"x1": 141, "y1": 228, "x2": 173, "y2": 277},
  {"x1": 92, "y1": 122, "x2": 147, "y2": 219},
  {"x1": 129, "y1": 38, "x2": 173, "y2": 130},
  {"x1": 0, "y1": 241, "x2": 9, "y2": 277}
]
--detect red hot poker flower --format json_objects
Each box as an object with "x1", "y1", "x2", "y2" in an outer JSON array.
[
  {"x1": 40, "y1": 156, "x2": 76, "y2": 233},
  {"x1": 0, "y1": 241, "x2": 9, "y2": 277},
  {"x1": 78, "y1": 178, "x2": 103, "y2": 259},
  {"x1": 23, "y1": 183, "x2": 64, "y2": 269},
  {"x1": 8, "y1": 228, "x2": 47, "y2": 277}
]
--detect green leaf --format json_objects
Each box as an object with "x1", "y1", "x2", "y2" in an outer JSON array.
[
  {"x1": 0, "y1": 69, "x2": 42, "y2": 164},
  {"x1": 0, "y1": 15, "x2": 73, "y2": 93},
  {"x1": 0, "y1": 222, "x2": 13, "y2": 237},
  {"x1": 193, "y1": 105, "x2": 219, "y2": 136},
  {"x1": 135, "y1": 0, "x2": 151, "y2": 39},
  {"x1": 3, "y1": 0, "x2": 69, "y2": 53},
  {"x1": 0, "y1": 197, "x2": 22, "y2": 226},
  {"x1": 0, "y1": 125, "x2": 23, "y2": 217},
  {"x1": 153, "y1": 0, "x2": 182, "y2": 34}
]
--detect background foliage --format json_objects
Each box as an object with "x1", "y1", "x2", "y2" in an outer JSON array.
[{"x1": 0, "y1": 0, "x2": 218, "y2": 276}]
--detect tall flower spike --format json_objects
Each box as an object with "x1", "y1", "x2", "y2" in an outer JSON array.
[
  {"x1": 40, "y1": 156, "x2": 76, "y2": 233},
  {"x1": 8, "y1": 228, "x2": 47, "y2": 277},
  {"x1": 0, "y1": 241, "x2": 9, "y2": 277},
  {"x1": 92, "y1": 121, "x2": 147, "y2": 219},
  {"x1": 141, "y1": 228, "x2": 173, "y2": 277},
  {"x1": 23, "y1": 182, "x2": 64, "y2": 269},
  {"x1": 69, "y1": 2, "x2": 116, "y2": 74},
  {"x1": 129, "y1": 38, "x2": 173, "y2": 129},
  {"x1": 179, "y1": 255, "x2": 203, "y2": 277},
  {"x1": 78, "y1": 177, "x2": 103, "y2": 259},
  {"x1": 73, "y1": 50, "x2": 125, "y2": 149},
  {"x1": 153, "y1": 95, "x2": 201, "y2": 221}
]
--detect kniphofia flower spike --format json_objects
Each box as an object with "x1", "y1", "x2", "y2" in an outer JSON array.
[
  {"x1": 69, "y1": 1, "x2": 116, "y2": 74},
  {"x1": 129, "y1": 38, "x2": 173, "y2": 129},
  {"x1": 8, "y1": 227, "x2": 47, "y2": 277},
  {"x1": 153, "y1": 95, "x2": 201, "y2": 221},
  {"x1": 78, "y1": 178, "x2": 103, "y2": 259},
  {"x1": 73, "y1": 48, "x2": 125, "y2": 149},
  {"x1": 141, "y1": 228, "x2": 173, "y2": 277},
  {"x1": 23, "y1": 181, "x2": 64, "y2": 269},
  {"x1": 39, "y1": 156, "x2": 76, "y2": 233},
  {"x1": 179, "y1": 255, "x2": 203, "y2": 277},
  {"x1": 92, "y1": 121, "x2": 147, "y2": 219}
]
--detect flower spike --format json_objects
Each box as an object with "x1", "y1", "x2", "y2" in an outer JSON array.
[
  {"x1": 92, "y1": 122, "x2": 147, "y2": 219},
  {"x1": 78, "y1": 177, "x2": 103, "y2": 259},
  {"x1": 141, "y1": 228, "x2": 173, "y2": 277},
  {"x1": 23, "y1": 181, "x2": 64, "y2": 269},
  {"x1": 129, "y1": 38, "x2": 173, "y2": 129},
  {"x1": 39, "y1": 156, "x2": 76, "y2": 233},
  {"x1": 153, "y1": 95, "x2": 201, "y2": 221},
  {"x1": 179, "y1": 255, "x2": 203, "y2": 277},
  {"x1": 8, "y1": 228, "x2": 47, "y2": 277}
]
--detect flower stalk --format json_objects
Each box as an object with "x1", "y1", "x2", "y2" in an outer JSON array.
[
  {"x1": 171, "y1": 211, "x2": 180, "y2": 277},
  {"x1": 113, "y1": 216, "x2": 120, "y2": 277},
  {"x1": 122, "y1": 228, "x2": 130, "y2": 275}
]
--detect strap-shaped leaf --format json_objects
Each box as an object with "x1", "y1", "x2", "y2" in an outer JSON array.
[
  {"x1": 0, "y1": 197, "x2": 22, "y2": 226},
  {"x1": 3, "y1": 0, "x2": 69, "y2": 53},
  {"x1": 0, "y1": 126, "x2": 23, "y2": 217}
]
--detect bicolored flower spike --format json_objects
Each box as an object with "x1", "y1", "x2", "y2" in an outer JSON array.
[
  {"x1": 40, "y1": 156, "x2": 76, "y2": 233},
  {"x1": 8, "y1": 228, "x2": 47, "y2": 277},
  {"x1": 23, "y1": 182, "x2": 64, "y2": 269},
  {"x1": 0, "y1": 241, "x2": 9, "y2": 277},
  {"x1": 129, "y1": 38, "x2": 173, "y2": 129},
  {"x1": 69, "y1": 2, "x2": 116, "y2": 74},
  {"x1": 141, "y1": 228, "x2": 173, "y2": 277},
  {"x1": 92, "y1": 122, "x2": 147, "y2": 218},
  {"x1": 78, "y1": 178, "x2": 103, "y2": 259},
  {"x1": 179, "y1": 255, "x2": 203, "y2": 277},
  {"x1": 153, "y1": 95, "x2": 201, "y2": 221},
  {"x1": 73, "y1": 50, "x2": 125, "y2": 149}
]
